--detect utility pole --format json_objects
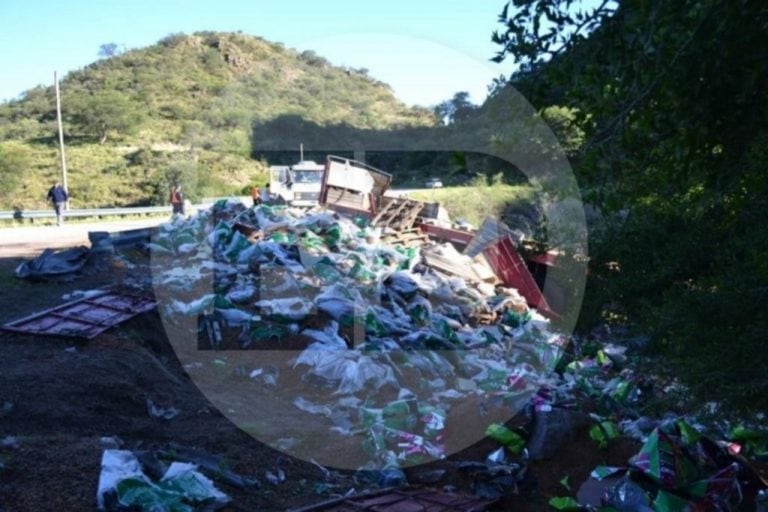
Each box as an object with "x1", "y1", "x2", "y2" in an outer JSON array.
[{"x1": 54, "y1": 71, "x2": 69, "y2": 210}]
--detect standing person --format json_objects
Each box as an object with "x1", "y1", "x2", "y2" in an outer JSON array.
[
  {"x1": 250, "y1": 184, "x2": 261, "y2": 207},
  {"x1": 170, "y1": 184, "x2": 185, "y2": 216},
  {"x1": 262, "y1": 183, "x2": 272, "y2": 205},
  {"x1": 46, "y1": 181, "x2": 68, "y2": 226}
]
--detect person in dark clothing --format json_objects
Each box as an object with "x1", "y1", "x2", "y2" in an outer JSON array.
[
  {"x1": 170, "y1": 184, "x2": 185, "y2": 215},
  {"x1": 46, "y1": 181, "x2": 68, "y2": 226}
]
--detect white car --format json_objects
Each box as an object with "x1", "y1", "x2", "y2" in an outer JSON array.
[{"x1": 425, "y1": 178, "x2": 443, "y2": 188}]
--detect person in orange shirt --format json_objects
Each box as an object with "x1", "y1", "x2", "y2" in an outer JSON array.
[
  {"x1": 170, "y1": 184, "x2": 185, "y2": 215},
  {"x1": 250, "y1": 184, "x2": 261, "y2": 207}
]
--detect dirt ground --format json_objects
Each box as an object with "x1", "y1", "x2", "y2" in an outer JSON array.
[{"x1": 0, "y1": 243, "x2": 643, "y2": 511}]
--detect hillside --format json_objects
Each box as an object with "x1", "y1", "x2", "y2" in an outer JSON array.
[{"x1": 0, "y1": 31, "x2": 436, "y2": 210}]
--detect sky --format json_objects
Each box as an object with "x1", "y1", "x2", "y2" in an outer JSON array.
[{"x1": 0, "y1": 0, "x2": 517, "y2": 107}]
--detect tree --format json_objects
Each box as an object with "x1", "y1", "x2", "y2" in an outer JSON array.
[
  {"x1": 68, "y1": 91, "x2": 143, "y2": 143},
  {"x1": 450, "y1": 91, "x2": 478, "y2": 123},
  {"x1": 433, "y1": 91, "x2": 479, "y2": 125},
  {"x1": 98, "y1": 43, "x2": 120, "y2": 58},
  {"x1": 493, "y1": 0, "x2": 768, "y2": 407},
  {"x1": 433, "y1": 100, "x2": 454, "y2": 125}
]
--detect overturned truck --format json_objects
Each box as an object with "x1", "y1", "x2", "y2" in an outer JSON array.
[{"x1": 318, "y1": 155, "x2": 562, "y2": 318}]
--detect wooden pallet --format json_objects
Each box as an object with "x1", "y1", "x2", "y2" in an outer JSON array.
[
  {"x1": 380, "y1": 228, "x2": 429, "y2": 247},
  {"x1": 372, "y1": 197, "x2": 425, "y2": 231}
]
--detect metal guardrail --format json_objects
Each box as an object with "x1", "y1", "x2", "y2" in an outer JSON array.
[
  {"x1": 0, "y1": 205, "x2": 173, "y2": 221},
  {"x1": 0, "y1": 192, "x2": 403, "y2": 222}
]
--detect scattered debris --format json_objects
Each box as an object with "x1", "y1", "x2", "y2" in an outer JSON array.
[
  {"x1": 15, "y1": 246, "x2": 92, "y2": 281},
  {"x1": 2, "y1": 291, "x2": 156, "y2": 339},
  {"x1": 526, "y1": 408, "x2": 591, "y2": 460},
  {"x1": 100, "y1": 437, "x2": 124, "y2": 450},
  {"x1": 288, "y1": 487, "x2": 497, "y2": 512},
  {"x1": 97, "y1": 449, "x2": 230, "y2": 511},
  {"x1": 1, "y1": 436, "x2": 20, "y2": 449},
  {"x1": 160, "y1": 445, "x2": 259, "y2": 490},
  {"x1": 146, "y1": 398, "x2": 180, "y2": 421},
  {"x1": 265, "y1": 468, "x2": 286, "y2": 486},
  {"x1": 8, "y1": 161, "x2": 767, "y2": 510}
]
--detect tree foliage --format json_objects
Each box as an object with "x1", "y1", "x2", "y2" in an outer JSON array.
[
  {"x1": 67, "y1": 91, "x2": 143, "y2": 143},
  {"x1": 434, "y1": 91, "x2": 479, "y2": 125},
  {"x1": 494, "y1": 0, "x2": 768, "y2": 408},
  {"x1": 0, "y1": 31, "x2": 435, "y2": 209},
  {"x1": 98, "y1": 43, "x2": 120, "y2": 59},
  {"x1": 0, "y1": 143, "x2": 30, "y2": 205}
]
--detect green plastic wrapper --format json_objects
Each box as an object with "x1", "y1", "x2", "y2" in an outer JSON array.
[
  {"x1": 382, "y1": 400, "x2": 417, "y2": 431},
  {"x1": 300, "y1": 230, "x2": 325, "y2": 250},
  {"x1": 548, "y1": 496, "x2": 580, "y2": 511},
  {"x1": 432, "y1": 318, "x2": 460, "y2": 345},
  {"x1": 223, "y1": 232, "x2": 250, "y2": 262},
  {"x1": 350, "y1": 261, "x2": 377, "y2": 282},
  {"x1": 407, "y1": 303, "x2": 431, "y2": 326},
  {"x1": 394, "y1": 246, "x2": 419, "y2": 270},
  {"x1": 270, "y1": 231, "x2": 296, "y2": 244},
  {"x1": 211, "y1": 220, "x2": 233, "y2": 244},
  {"x1": 485, "y1": 423, "x2": 525, "y2": 453},
  {"x1": 629, "y1": 428, "x2": 701, "y2": 490},
  {"x1": 173, "y1": 232, "x2": 198, "y2": 249},
  {"x1": 501, "y1": 309, "x2": 531, "y2": 328},
  {"x1": 676, "y1": 419, "x2": 702, "y2": 446},
  {"x1": 115, "y1": 465, "x2": 229, "y2": 512},
  {"x1": 590, "y1": 420, "x2": 620, "y2": 449},
  {"x1": 248, "y1": 323, "x2": 290, "y2": 342},
  {"x1": 311, "y1": 259, "x2": 342, "y2": 284},
  {"x1": 117, "y1": 478, "x2": 190, "y2": 512},
  {"x1": 365, "y1": 309, "x2": 389, "y2": 337},
  {"x1": 323, "y1": 224, "x2": 342, "y2": 247},
  {"x1": 653, "y1": 489, "x2": 694, "y2": 512},
  {"x1": 729, "y1": 424, "x2": 768, "y2": 457}
]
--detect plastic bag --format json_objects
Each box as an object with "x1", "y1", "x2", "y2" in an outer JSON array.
[
  {"x1": 314, "y1": 284, "x2": 365, "y2": 326},
  {"x1": 255, "y1": 297, "x2": 313, "y2": 322},
  {"x1": 97, "y1": 450, "x2": 229, "y2": 511}
]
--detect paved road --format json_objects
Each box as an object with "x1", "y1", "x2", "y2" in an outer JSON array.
[
  {"x1": 0, "y1": 218, "x2": 169, "y2": 258},
  {"x1": 0, "y1": 191, "x2": 432, "y2": 258}
]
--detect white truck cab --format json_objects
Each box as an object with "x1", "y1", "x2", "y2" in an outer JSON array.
[{"x1": 269, "y1": 160, "x2": 325, "y2": 206}]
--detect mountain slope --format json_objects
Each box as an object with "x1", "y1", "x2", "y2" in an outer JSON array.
[{"x1": 0, "y1": 32, "x2": 436, "y2": 210}]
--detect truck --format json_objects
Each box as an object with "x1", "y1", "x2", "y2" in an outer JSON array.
[
  {"x1": 318, "y1": 155, "x2": 392, "y2": 216},
  {"x1": 313, "y1": 155, "x2": 566, "y2": 317},
  {"x1": 269, "y1": 159, "x2": 326, "y2": 207}
]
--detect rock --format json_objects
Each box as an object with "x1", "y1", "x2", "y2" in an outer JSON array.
[{"x1": 526, "y1": 408, "x2": 591, "y2": 460}]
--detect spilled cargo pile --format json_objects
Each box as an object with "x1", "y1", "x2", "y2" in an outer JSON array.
[
  {"x1": 137, "y1": 198, "x2": 767, "y2": 510},
  {"x1": 4, "y1": 190, "x2": 767, "y2": 510},
  {"x1": 148, "y1": 199, "x2": 566, "y2": 468}
]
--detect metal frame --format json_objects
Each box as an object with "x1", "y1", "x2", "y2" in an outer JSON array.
[{"x1": 2, "y1": 291, "x2": 156, "y2": 339}]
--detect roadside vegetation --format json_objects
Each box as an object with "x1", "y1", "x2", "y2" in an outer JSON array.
[
  {"x1": 0, "y1": 31, "x2": 435, "y2": 211},
  {"x1": 489, "y1": 0, "x2": 768, "y2": 410},
  {"x1": 411, "y1": 184, "x2": 535, "y2": 228}
]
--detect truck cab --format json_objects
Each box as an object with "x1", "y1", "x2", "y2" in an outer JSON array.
[{"x1": 269, "y1": 160, "x2": 325, "y2": 206}]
